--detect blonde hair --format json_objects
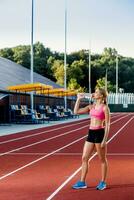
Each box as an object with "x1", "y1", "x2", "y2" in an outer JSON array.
[{"x1": 96, "y1": 87, "x2": 108, "y2": 104}]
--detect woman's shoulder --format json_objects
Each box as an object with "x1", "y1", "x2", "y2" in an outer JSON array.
[{"x1": 103, "y1": 104, "x2": 110, "y2": 112}]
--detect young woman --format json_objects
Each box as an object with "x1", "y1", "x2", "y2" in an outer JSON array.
[{"x1": 72, "y1": 87, "x2": 110, "y2": 190}]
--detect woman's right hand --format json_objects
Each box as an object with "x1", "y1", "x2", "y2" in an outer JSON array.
[{"x1": 77, "y1": 93, "x2": 85, "y2": 100}]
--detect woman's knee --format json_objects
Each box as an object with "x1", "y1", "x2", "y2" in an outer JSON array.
[
  {"x1": 82, "y1": 155, "x2": 89, "y2": 163},
  {"x1": 99, "y1": 156, "x2": 107, "y2": 163}
]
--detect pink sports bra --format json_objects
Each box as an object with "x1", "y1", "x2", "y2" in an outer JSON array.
[{"x1": 90, "y1": 104, "x2": 105, "y2": 120}]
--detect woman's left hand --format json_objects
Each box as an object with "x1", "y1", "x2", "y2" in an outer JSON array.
[{"x1": 101, "y1": 140, "x2": 107, "y2": 148}]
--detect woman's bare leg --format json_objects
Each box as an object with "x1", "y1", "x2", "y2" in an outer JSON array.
[
  {"x1": 81, "y1": 141, "x2": 95, "y2": 182},
  {"x1": 95, "y1": 144, "x2": 108, "y2": 182}
]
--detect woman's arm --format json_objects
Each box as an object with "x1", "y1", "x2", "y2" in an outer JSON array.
[
  {"x1": 74, "y1": 93, "x2": 91, "y2": 114},
  {"x1": 101, "y1": 105, "x2": 110, "y2": 147}
]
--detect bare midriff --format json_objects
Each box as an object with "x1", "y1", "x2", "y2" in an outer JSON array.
[{"x1": 89, "y1": 117, "x2": 104, "y2": 130}]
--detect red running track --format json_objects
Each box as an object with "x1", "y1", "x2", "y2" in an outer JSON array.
[{"x1": 0, "y1": 114, "x2": 134, "y2": 200}]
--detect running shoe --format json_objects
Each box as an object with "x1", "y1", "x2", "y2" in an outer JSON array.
[
  {"x1": 72, "y1": 181, "x2": 87, "y2": 189},
  {"x1": 96, "y1": 181, "x2": 106, "y2": 190}
]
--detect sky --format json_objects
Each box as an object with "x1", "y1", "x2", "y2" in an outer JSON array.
[{"x1": 0, "y1": 0, "x2": 134, "y2": 57}]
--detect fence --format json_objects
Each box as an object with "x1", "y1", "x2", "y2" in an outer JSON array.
[{"x1": 108, "y1": 93, "x2": 134, "y2": 104}]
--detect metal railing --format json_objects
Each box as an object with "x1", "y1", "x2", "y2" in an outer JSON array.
[{"x1": 108, "y1": 93, "x2": 134, "y2": 104}]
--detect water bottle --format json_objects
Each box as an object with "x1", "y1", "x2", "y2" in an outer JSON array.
[{"x1": 84, "y1": 93, "x2": 92, "y2": 99}]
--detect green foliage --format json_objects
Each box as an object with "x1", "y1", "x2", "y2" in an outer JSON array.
[
  {"x1": 0, "y1": 44, "x2": 134, "y2": 93},
  {"x1": 68, "y1": 60, "x2": 85, "y2": 82},
  {"x1": 12, "y1": 45, "x2": 30, "y2": 68},
  {"x1": 0, "y1": 48, "x2": 14, "y2": 60},
  {"x1": 51, "y1": 60, "x2": 64, "y2": 86},
  {"x1": 96, "y1": 77, "x2": 115, "y2": 92},
  {"x1": 68, "y1": 78, "x2": 85, "y2": 92}
]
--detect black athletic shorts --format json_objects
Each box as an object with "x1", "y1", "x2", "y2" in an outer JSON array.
[{"x1": 86, "y1": 128, "x2": 105, "y2": 143}]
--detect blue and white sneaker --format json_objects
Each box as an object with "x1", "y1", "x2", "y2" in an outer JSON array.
[
  {"x1": 72, "y1": 181, "x2": 87, "y2": 189},
  {"x1": 96, "y1": 181, "x2": 106, "y2": 190}
]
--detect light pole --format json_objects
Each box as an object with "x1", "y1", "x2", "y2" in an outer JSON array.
[
  {"x1": 116, "y1": 54, "x2": 119, "y2": 104},
  {"x1": 64, "y1": 0, "x2": 67, "y2": 110},
  {"x1": 105, "y1": 68, "x2": 108, "y2": 91},
  {"x1": 88, "y1": 48, "x2": 91, "y2": 94},
  {"x1": 30, "y1": 0, "x2": 34, "y2": 111}
]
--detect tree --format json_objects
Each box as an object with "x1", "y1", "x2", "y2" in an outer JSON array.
[
  {"x1": 68, "y1": 78, "x2": 85, "y2": 92},
  {"x1": 96, "y1": 77, "x2": 115, "y2": 92},
  {"x1": 68, "y1": 60, "x2": 85, "y2": 84},
  {"x1": 52, "y1": 60, "x2": 65, "y2": 86},
  {"x1": 102, "y1": 47, "x2": 117, "y2": 58},
  {"x1": 33, "y1": 42, "x2": 53, "y2": 78},
  {"x1": 0, "y1": 44, "x2": 134, "y2": 92},
  {"x1": 12, "y1": 45, "x2": 30, "y2": 68},
  {"x1": 47, "y1": 56, "x2": 56, "y2": 81},
  {"x1": 0, "y1": 48, "x2": 14, "y2": 61}
]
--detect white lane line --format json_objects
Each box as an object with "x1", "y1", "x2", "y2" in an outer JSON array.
[
  {"x1": 0, "y1": 135, "x2": 87, "y2": 181},
  {"x1": 0, "y1": 125, "x2": 88, "y2": 157},
  {"x1": 0, "y1": 119, "x2": 89, "y2": 145},
  {"x1": 108, "y1": 114, "x2": 130, "y2": 125},
  {"x1": 108, "y1": 116, "x2": 134, "y2": 143},
  {"x1": 0, "y1": 114, "x2": 130, "y2": 157},
  {"x1": 0, "y1": 115, "x2": 132, "y2": 182},
  {"x1": 46, "y1": 116, "x2": 134, "y2": 200},
  {"x1": 6, "y1": 153, "x2": 134, "y2": 156}
]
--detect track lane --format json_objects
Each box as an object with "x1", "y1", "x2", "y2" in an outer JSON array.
[
  {"x1": 0, "y1": 119, "x2": 89, "y2": 144},
  {"x1": 108, "y1": 115, "x2": 134, "y2": 153},
  {"x1": 46, "y1": 116, "x2": 134, "y2": 200},
  {"x1": 50, "y1": 156, "x2": 134, "y2": 200},
  {"x1": 47, "y1": 117, "x2": 133, "y2": 200},
  {"x1": 0, "y1": 114, "x2": 133, "y2": 200},
  {"x1": 0, "y1": 114, "x2": 122, "y2": 145},
  {"x1": 0, "y1": 114, "x2": 129, "y2": 155},
  {"x1": 0, "y1": 115, "x2": 131, "y2": 177}
]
